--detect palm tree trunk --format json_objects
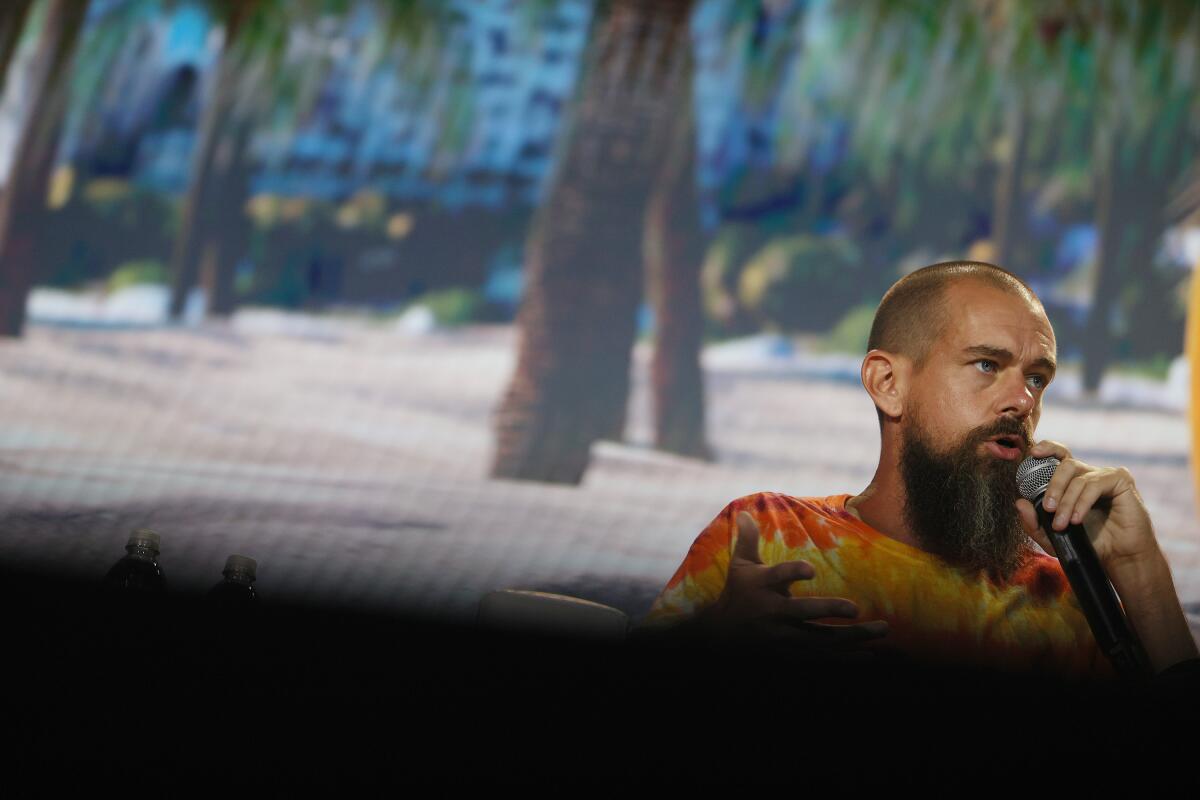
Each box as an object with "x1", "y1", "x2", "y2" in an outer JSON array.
[
  {"x1": 491, "y1": 0, "x2": 695, "y2": 484},
  {"x1": 1083, "y1": 135, "x2": 1167, "y2": 393},
  {"x1": 0, "y1": 0, "x2": 35, "y2": 98},
  {"x1": 992, "y1": 95, "x2": 1028, "y2": 269},
  {"x1": 644, "y1": 48, "x2": 712, "y2": 460},
  {"x1": 201, "y1": 120, "x2": 253, "y2": 318},
  {"x1": 167, "y1": 3, "x2": 256, "y2": 320},
  {"x1": 0, "y1": 0, "x2": 89, "y2": 338}
]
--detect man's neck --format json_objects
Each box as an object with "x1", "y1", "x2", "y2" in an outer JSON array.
[{"x1": 845, "y1": 477, "x2": 926, "y2": 551}]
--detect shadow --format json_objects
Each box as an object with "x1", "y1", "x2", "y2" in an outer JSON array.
[{"x1": 4, "y1": 563, "x2": 1196, "y2": 784}]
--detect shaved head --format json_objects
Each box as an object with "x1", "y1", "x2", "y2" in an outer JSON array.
[{"x1": 867, "y1": 261, "x2": 1043, "y2": 425}]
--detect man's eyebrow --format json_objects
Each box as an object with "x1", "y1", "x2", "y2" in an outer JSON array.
[{"x1": 962, "y1": 344, "x2": 1057, "y2": 376}]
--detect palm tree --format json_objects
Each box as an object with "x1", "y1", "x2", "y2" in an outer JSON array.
[
  {"x1": 166, "y1": 0, "x2": 267, "y2": 320},
  {"x1": 0, "y1": 0, "x2": 35, "y2": 98},
  {"x1": 819, "y1": 1, "x2": 1200, "y2": 391},
  {"x1": 168, "y1": 0, "x2": 461, "y2": 320},
  {"x1": 644, "y1": 62, "x2": 713, "y2": 461},
  {"x1": 645, "y1": 0, "x2": 810, "y2": 461},
  {"x1": 491, "y1": 0, "x2": 699, "y2": 484},
  {"x1": 0, "y1": 0, "x2": 91, "y2": 338},
  {"x1": 1076, "y1": 2, "x2": 1200, "y2": 391}
]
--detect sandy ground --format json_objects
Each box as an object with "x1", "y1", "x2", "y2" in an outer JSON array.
[{"x1": 2, "y1": 312, "x2": 1199, "y2": 642}]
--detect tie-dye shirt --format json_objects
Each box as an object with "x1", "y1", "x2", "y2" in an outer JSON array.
[{"x1": 643, "y1": 492, "x2": 1113, "y2": 680}]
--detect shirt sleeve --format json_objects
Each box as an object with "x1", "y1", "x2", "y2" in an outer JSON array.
[{"x1": 637, "y1": 497, "x2": 764, "y2": 631}]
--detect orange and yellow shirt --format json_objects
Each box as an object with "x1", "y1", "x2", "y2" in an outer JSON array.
[{"x1": 643, "y1": 492, "x2": 1113, "y2": 680}]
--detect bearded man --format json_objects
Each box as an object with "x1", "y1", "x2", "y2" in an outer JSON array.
[{"x1": 638, "y1": 261, "x2": 1198, "y2": 680}]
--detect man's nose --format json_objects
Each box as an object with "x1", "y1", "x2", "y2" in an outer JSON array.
[{"x1": 999, "y1": 370, "x2": 1036, "y2": 418}]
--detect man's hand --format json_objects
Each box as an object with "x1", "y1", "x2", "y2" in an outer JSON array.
[
  {"x1": 1014, "y1": 440, "x2": 1199, "y2": 674},
  {"x1": 701, "y1": 511, "x2": 889, "y2": 654},
  {"x1": 1014, "y1": 440, "x2": 1157, "y2": 569}
]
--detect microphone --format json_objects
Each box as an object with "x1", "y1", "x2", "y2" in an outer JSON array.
[{"x1": 1016, "y1": 455, "x2": 1151, "y2": 680}]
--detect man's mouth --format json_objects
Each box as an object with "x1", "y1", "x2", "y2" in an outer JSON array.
[{"x1": 983, "y1": 435, "x2": 1024, "y2": 460}]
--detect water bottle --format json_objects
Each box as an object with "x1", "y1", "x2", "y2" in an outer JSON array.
[
  {"x1": 203, "y1": 555, "x2": 260, "y2": 680},
  {"x1": 104, "y1": 529, "x2": 166, "y2": 594},
  {"x1": 98, "y1": 529, "x2": 167, "y2": 669},
  {"x1": 206, "y1": 554, "x2": 258, "y2": 611}
]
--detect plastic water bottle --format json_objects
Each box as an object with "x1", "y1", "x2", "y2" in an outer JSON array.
[
  {"x1": 104, "y1": 529, "x2": 165, "y2": 594},
  {"x1": 202, "y1": 555, "x2": 260, "y2": 680},
  {"x1": 206, "y1": 554, "x2": 258, "y2": 610},
  {"x1": 98, "y1": 529, "x2": 168, "y2": 668}
]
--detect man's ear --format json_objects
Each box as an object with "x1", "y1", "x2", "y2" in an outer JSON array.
[{"x1": 861, "y1": 349, "x2": 909, "y2": 420}]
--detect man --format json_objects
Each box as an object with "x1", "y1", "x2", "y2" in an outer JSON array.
[{"x1": 639, "y1": 260, "x2": 1198, "y2": 680}]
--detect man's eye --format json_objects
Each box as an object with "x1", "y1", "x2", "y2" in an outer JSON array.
[
  {"x1": 974, "y1": 360, "x2": 997, "y2": 374},
  {"x1": 1028, "y1": 375, "x2": 1047, "y2": 390}
]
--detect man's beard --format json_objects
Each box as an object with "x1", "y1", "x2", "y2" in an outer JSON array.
[{"x1": 899, "y1": 414, "x2": 1030, "y2": 581}]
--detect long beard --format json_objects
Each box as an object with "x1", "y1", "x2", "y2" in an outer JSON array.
[{"x1": 899, "y1": 417, "x2": 1029, "y2": 581}]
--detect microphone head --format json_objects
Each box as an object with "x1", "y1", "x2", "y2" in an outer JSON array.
[{"x1": 1016, "y1": 455, "x2": 1060, "y2": 502}]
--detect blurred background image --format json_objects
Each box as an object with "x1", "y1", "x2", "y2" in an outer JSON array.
[{"x1": 1, "y1": 0, "x2": 1199, "y2": 633}]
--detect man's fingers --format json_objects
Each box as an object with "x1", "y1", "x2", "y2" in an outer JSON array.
[
  {"x1": 1051, "y1": 470, "x2": 1092, "y2": 530},
  {"x1": 1030, "y1": 439, "x2": 1073, "y2": 462},
  {"x1": 778, "y1": 596, "x2": 865, "y2": 621},
  {"x1": 733, "y1": 511, "x2": 764, "y2": 565},
  {"x1": 797, "y1": 620, "x2": 891, "y2": 643},
  {"x1": 757, "y1": 617, "x2": 890, "y2": 644},
  {"x1": 1015, "y1": 498, "x2": 1053, "y2": 554},
  {"x1": 1041, "y1": 457, "x2": 1078, "y2": 513},
  {"x1": 762, "y1": 560, "x2": 815, "y2": 590},
  {"x1": 1015, "y1": 497, "x2": 1038, "y2": 536},
  {"x1": 1065, "y1": 479, "x2": 1113, "y2": 531}
]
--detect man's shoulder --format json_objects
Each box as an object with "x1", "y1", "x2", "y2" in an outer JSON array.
[{"x1": 721, "y1": 491, "x2": 850, "y2": 519}]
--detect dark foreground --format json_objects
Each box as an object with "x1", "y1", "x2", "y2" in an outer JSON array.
[{"x1": 5, "y1": 564, "x2": 1199, "y2": 789}]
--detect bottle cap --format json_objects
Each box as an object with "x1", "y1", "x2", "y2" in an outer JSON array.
[
  {"x1": 126, "y1": 529, "x2": 161, "y2": 554},
  {"x1": 222, "y1": 554, "x2": 257, "y2": 581}
]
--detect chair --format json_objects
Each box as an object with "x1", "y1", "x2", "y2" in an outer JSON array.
[{"x1": 476, "y1": 589, "x2": 629, "y2": 640}]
